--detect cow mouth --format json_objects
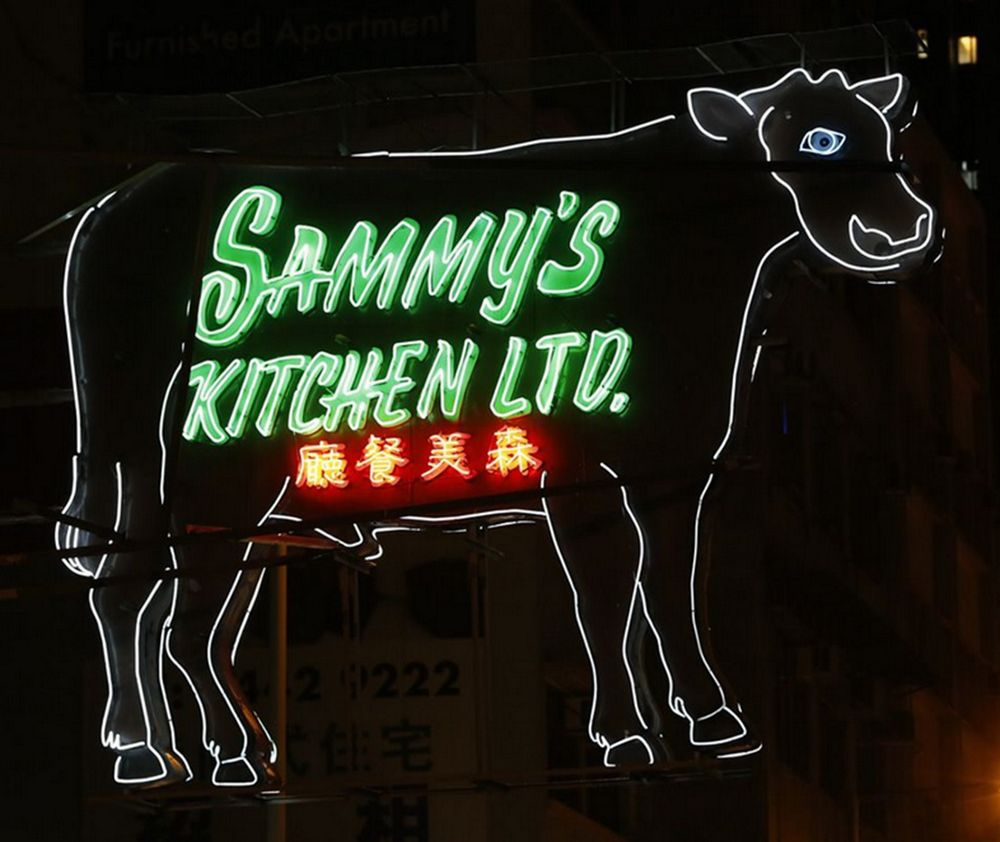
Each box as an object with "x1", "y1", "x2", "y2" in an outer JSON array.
[{"x1": 848, "y1": 213, "x2": 930, "y2": 263}]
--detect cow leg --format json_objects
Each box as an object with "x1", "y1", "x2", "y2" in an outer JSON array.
[
  {"x1": 90, "y1": 460, "x2": 191, "y2": 786},
  {"x1": 636, "y1": 473, "x2": 754, "y2": 753},
  {"x1": 167, "y1": 540, "x2": 277, "y2": 787},
  {"x1": 541, "y1": 469, "x2": 666, "y2": 766}
]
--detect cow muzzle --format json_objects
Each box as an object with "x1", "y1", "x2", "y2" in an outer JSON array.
[{"x1": 848, "y1": 212, "x2": 932, "y2": 262}]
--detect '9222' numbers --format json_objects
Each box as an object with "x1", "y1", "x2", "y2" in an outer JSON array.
[
  {"x1": 240, "y1": 659, "x2": 461, "y2": 704},
  {"x1": 351, "y1": 660, "x2": 460, "y2": 701}
]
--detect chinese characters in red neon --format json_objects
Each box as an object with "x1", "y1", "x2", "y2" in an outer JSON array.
[
  {"x1": 485, "y1": 425, "x2": 542, "y2": 477},
  {"x1": 356, "y1": 435, "x2": 408, "y2": 487},
  {"x1": 295, "y1": 427, "x2": 543, "y2": 489},
  {"x1": 422, "y1": 432, "x2": 475, "y2": 481},
  {"x1": 295, "y1": 441, "x2": 349, "y2": 489}
]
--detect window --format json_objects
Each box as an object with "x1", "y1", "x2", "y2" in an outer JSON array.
[
  {"x1": 961, "y1": 161, "x2": 979, "y2": 191},
  {"x1": 956, "y1": 35, "x2": 978, "y2": 65}
]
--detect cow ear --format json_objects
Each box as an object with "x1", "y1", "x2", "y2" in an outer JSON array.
[
  {"x1": 687, "y1": 88, "x2": 755, "y2": 142},
  {"x1": 852, "y1": 74, "x2": 908, "y2": 118}
]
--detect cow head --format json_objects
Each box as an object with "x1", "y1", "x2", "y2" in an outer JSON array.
[{"x1": 687, "y1": 69, "x2": 938, "y2": 274}]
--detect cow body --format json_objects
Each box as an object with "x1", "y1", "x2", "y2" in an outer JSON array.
[{"x1": 56, "y1": 69, "x2": 937, "y2": 787}]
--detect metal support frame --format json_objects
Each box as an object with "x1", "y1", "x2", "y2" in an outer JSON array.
[{"x1": 267, "y1": 543, "x2": 289, "y2": 842}]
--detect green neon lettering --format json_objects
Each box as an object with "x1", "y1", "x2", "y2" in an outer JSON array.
[
  {"x1": 401, "y1": 213, "x2": 497, "y2": 310},
  {"x1": 268, "y1": 225, "x2": 329, "y2": 315},
  {"x1": 319, "y1": 348, "x2": 385, "y2": 432},
  {"x1": 225, "y1": 357, "x2": 267, "y2": 439},
  {"x1": 288, "y1": 352, "x2": 343, "y2": 435},
  {"x1": 183, "y1": 359, "x2": 246, "y2": 444},
  {"x1": 416, "y1": 338, "x2": 480, "y2": 421},
  {"x1": 373, "y1": 340, "x2": 429, "y2": 427},
  {"x1": 194, "y1": 188, "x2": 626, "y2": 350},
  {"x1": 256, "y1": 355, "x2": 308, "y2": 436},
  {"x1": 537, "y1": 199, "x2": 620, "y2": 297},
  {"x1": 535, "y1": 331, "x2": 586, "y2": 414},
  {"x1": 490, "y1": 336, "x2": 532, "y2": 418},
  {"x1": 196, "y1": 187, "x2": 283, "y2": 347},
  {"x1": 556, "y1": 190, "x2": 579, "y2": 221},
  {"x1": 480, "y1": 207, "x2": 554, "y2": 326},
  {"x1": 574, "y1": 328, "x2": 633, "y2": 413},
  {"x1": 323, "y1": 219, "x2": 421, "y2": 313}
]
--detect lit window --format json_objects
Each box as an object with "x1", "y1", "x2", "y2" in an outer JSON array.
[
  {"x1": 956, "y1": 35, "x2": 978, "y2": 65},
  {"x1": 916, "y1": 28, "x2": 929, "y2": 59},
  {"x1": 961, "y1": 161, "x2": 979, "y2": 191}
]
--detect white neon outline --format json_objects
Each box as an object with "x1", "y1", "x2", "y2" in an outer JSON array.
[
  {"x1": 749, "y1": 329, "x2": 767, "y2": 383},
  {"x1": 158, "y1": 580, "x2": 193, "y2": 782},
  {"x1": 539, "y1": 468, "x2": 606, "y2": 747},
  {"x1": 745, "y1": 71, "x2": 934, "y2": 274},
  {"x1": 689, "y1": 68, "x2": 934, "y2": 275},
  {"x1": 686, "y1": 87, "x2": 754, "y2": 142},
  {"x1": 64, "y1": 68, "x2": 939, "y2": 783},
  {"x1": 716, "y1": 742, "x2": 763, "y2": 759},
  {"x1": 597, "y1": 461, "x2": 650, "y2": 737},
  {"x1": 267, "y1": 505, "x2": 548, "y2": 565},
  {"x1": 737, "y1": 68, "x2": 904, "y2": 114},
  {"x1": 714, "y1": 234, "x2": 797, "y2": 462},
  {"x1": 56, "y1": 205, "x2": 97, "y2": 572},
  {"x1": 104, "y1": 343, "x2": 194, "y2": 789},
  {"x1": 62, "y1": 195, "x2": 190, "y2": 785},
  {"x1": 760, "y1": 106, "x2": 901, "y2": 274},
  {"x1": 89, "y1": 463, "x2": 169, "y2": 784},
  {"x1": 399, "y1": 509, "x2": 544, "y2": 524},
  {"x1": 848, "y1": 212, "x2": 929, "y2": 262},
  {"x1": 158, "y1": 363, "x2": 183, "y2": 505},
  {"x1": 161, "y1": 480, "x2": 285, "y2": 788},
  {"x1": 668, "y1": 235, "x2": 798, "y2": 750},
  {"x1": 602, "y1": 735, "x2": 655, "y2": 767},
  {"x1": 205, "y1": 477, "x2": 289, "y2": 787},
  {"x1": 353, "y1": 115, "x2": 677, "y2": 159},
  {"x1": 537, "y1": 468, "x2": 656, "y2": 764}
]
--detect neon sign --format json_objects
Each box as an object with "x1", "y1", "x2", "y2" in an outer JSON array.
[
  {"x1": 295, "y1": 442, "x2": 349, "y2": 489},
  {"x1": 356, "y1": 435, "x2": 408, "y2": 487},
  {"x1": 485, "y1": 426, "x2": 542, "y2": 477},
  {"x1": 422, "y1": 432, "x2": 475, "y2": 481},
  {"x1": 184, "y1": 189, "x2": 634, "y2": 447},
  {"x1": 185, "y1": 328, "x2": 632, "y2": 443},
  {"x1": 196, "y1": 189, "x2": 621, "y2": 346},
  {"x1": 55, "y1": 68, "x2": 939, "y2": 788},
  {"x1": 294, "y1": 428, "x2": 534, "y2": 488}
]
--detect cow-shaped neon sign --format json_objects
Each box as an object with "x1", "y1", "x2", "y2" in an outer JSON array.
[{"x1": 55, "y1": 69, "x2": 938, "y2": 788}]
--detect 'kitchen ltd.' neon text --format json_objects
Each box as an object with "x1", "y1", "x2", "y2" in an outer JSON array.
[{"x1": 185, "y1": 187, "x2": 633, "y2": 444}]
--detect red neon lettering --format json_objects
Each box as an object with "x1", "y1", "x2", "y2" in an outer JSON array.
[
  {"x1": 357, "y1": 435, "x2": 408, "y2": 487},
  {"x1": 485, "y1": 426, "x2": 542, "y2": 477},
  {"x1": 422, "y1": 432, "x2": 475, "y2": 481},
  {"x1": 296, "y1": 441, "x2": 349, "y2": 489}
]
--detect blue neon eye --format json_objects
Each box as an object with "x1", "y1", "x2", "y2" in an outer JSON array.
[{"x1": 799, "y1": 127, "x2": 846, "y2": 156}]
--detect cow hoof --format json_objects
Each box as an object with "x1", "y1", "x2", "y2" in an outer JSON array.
[
  {"x1": 602, "y1": 735, "x2": 660, "y2": 767},
  {"x1": 114, "y1": 745, "x2": 188, "y2": 788},
  {"x1": 713, "y1": 737, "x2": 763, "y2": 760},
  {"x1": 212, "y1": 754, "x2": 278, "y2": 787},
  {"x1": 688, "y1": 704, "x2": 749, "y2": 748}
]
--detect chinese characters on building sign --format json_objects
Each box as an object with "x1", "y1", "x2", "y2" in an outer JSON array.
[{"x1": 296, "y1": 427, "x2": 541, "y2": 489}]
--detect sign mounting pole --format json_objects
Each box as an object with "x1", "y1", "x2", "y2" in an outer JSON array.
[{"x1": 267, "y1": 542, "x2": 289, "y2": 841}]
